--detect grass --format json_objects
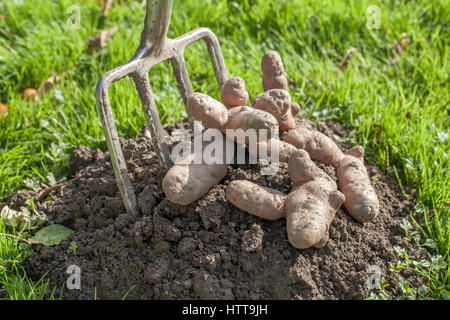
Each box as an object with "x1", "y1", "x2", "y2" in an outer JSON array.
[{"x1": 0, "y1": 0, "x2": 448, "y2": 299}]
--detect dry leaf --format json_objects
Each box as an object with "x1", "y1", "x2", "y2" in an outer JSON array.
[
  {"x1": 38, "y1": 74, "x2": 61, "y2": 96},
  {"x1": 391, "y1": 33, "x2": 410, "y2": 64},
  {"x1": 21, "y1": 88, "x2": 39, "y2": 102},
  {"x1": 338, "y1": 47, "x2": 358, "y2": 71},
  {"x1": 0, "y1": 103, "x2": 8, "y2": 118},
  {"x1": 88, "y1": 27, "x2": 118, "y2": 53}
]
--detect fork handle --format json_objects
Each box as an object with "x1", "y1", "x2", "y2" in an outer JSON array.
[{"x1": 139, "y1": 0, "x2": 173, "y2": 56}]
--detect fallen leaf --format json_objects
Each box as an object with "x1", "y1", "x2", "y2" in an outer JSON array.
[
  {"x1": 338, "y1": 47, "x2": 358, "y2": 71},
  {"x1": 0, "y1": 103, "x2": 8, "y2": 118},
  {"x1": 391, "y1": 33, "x2": 410, "y2": 64},
  {"x1": 88, "y1": 26, "x2": 118, "y2": 53},
  {"x1": 22, "y1": 88, "x2": 38, "y2": 101},
  {"x1": 38, "y1": 74, "x2": 61, "y2": 96},
  {"x1": 29, "y1": 224, "x2": 73, "y2": 246}
]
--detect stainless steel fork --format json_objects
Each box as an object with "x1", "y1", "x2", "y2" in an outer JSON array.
[{"x1": 96, "y1": 0, "x2": 229, "y2": 219}]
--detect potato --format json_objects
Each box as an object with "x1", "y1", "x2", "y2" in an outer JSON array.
[
  {"x1": 162, "y1": 152, "x2": 228, "y2": 205},
  {"x1": 252, "y1": 89, "x2": 296, "y2": 131},
  {"x1": 262, "y1": 50, "x2": 286, "y2": 77},
  {"x1": 225, "y1": 149, "x2": 345, "y2": 249},
  {"x1": 226, "y1": 180, "x2": 286, "y2": 220},
  {"x1": 263, "y1": 74, "x2": 288, "y2": 92},
  {"x1": 285, "y1": 149, "x2": 344, "y2": 249},
  {"x1": 223, "y1": 106, "x2": 279, "y2": 142},
  {"x1": 186, "y1": 92, "x2": 228, "y2": 129},
  {"x1": 261, "y1": 51, "x2": 288, "y2": 92},
  {"x1": 220, "y1": 77, "x2": 249, "y2": 108},
  {"x1": 336, "y1": 146, "x2": 379, "y2": 223},
  {"x1": 283, "y1": 127, "x2": 344, "y2": 168},
  {"x1": 249, "y1": 138, "x2": 297, "y2": 163}
]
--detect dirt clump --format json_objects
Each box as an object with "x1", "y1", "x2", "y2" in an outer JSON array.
[{"x1": 22, "y1": 118, "x2": 421, "y2": 300}]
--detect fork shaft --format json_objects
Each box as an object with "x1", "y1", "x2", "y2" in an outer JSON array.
[{"x1": 138, "y1": 0, "x2": 173, "y2": 56}]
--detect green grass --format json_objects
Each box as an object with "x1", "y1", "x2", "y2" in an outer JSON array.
[{"x1": 0, "y1": 0, "x2": 448, "y2": 299}]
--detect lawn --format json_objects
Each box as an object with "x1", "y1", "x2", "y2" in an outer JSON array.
[{"x1": 0, "y1": 0, "x2": 448, "y2": 299}]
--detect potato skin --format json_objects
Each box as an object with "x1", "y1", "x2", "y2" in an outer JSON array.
[
  {"x1": 283, "y1": 127, "x2": 344, "y2": 168},
  {"x1": 263, "y1": 74, "x2": 288, "y2": 92},
  {"x1": 249, "y1": 138, "x2": 297, "y2": 163},
  {"x1": 162, "y1": 153, "x2": 228, "y2": 205},
  {"x1": 252, "y1": 89, "x2": 291, "y2": 119},
  {"x1": 220, "y1": 77, "x2": 249, "y2": 108},
  {"x1": 285, "y1": 149, "x2": 344, "y2": 249},
  {"x1": 336, "y1": 146, "x2": 379, "y2": 223},
  {"x1": 262, "y1": 51, "x2": 286, "y2": 77},
  {"x1": 226, "y1": 180, "x2": 286, "y2": 220},
  {"x1": 186, "y1": 92, "x2": 229, "y2": 129},
  {"x1": 262, "y1": 51, "x2": 288, "y2": 92},
  {"x1": 252, "y1": 89, "x2": 296, "y2": 131},
  {"x1": 223, "y1": 106, "x2": 279, "y2": 142}
]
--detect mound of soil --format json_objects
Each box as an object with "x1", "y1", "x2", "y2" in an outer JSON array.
[{"x1": 20, "y1": 118, "x2": 420, "y2": 299}]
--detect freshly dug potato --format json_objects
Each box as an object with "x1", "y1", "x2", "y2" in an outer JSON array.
[
  {"x1": 162, "y1": 152, "x2": 228, "y2": 206},
  {"x1": 336, "y1": 146, "x2": 379, "y2": 223},
  {"x1": 283, "y1": 126, "x2": 344, "y2": 168},
  {"x1": 261, "y1": 51, "x2": 288, "y2": 92},
  {"x1": 226, "y1": 180, "x2": 286, "y2": 220},
  {"x1": 186, "y1": 93, "x2": 228, "y2": 129},
  {"x1": 285, "y1": 149, "x2": 345, "y2": 249},
  {"x1": 223, "y1": 106, "x2": 279, "y2": 142},
  {"x1": 225, "y1": 148, "x2": 345, "y2": 249},
  {"x1": 284, "y1": 128, "x2": 379, "y2": 224},
  {"x1": 248, "y1": 138, "x2": 297, "y2": 163},
  {"x1": 252, "y1": 89, "x2": 296, "y2": 131},
  {"x1": 291, "y1": 102, "x2": 301, "y2": 116},
  {"x1": 220, "y1": 77, "x2": 249, "y2": 108},
  {"x1": 262, "y1": 74, "x2": 288, "y2": 92}
]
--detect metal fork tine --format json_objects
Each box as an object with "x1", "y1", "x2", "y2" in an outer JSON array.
[{"x1": 132, "y1": 70, "x2": 172, "y2": 169}]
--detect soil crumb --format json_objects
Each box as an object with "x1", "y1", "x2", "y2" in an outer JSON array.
[{"x1": 22, "y1": 118, "x2": 421, "y2": 300}]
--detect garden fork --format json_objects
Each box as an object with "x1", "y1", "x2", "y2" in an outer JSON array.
[{"x1": 96, "y1": 0, "x2": 229, "y2": 219}]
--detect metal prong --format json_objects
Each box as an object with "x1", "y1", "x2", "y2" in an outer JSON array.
[
  {"x1": 132, "y1": 70, "x2": 172, "y2": 169},
  {"x1": 96, "y1": 69, "x2": 140, "y2": 219}
]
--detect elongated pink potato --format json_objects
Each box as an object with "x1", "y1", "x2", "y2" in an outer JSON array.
[
  {"x1": 285, "y1": 149, "x2": 345, "y2": 249},
  {"x1": 226, "y1": 180, "x2": 286, "y2": 220},
  {"x1": 162, "y1": 153, "x2": 228, "y2": 205},
  {"x1": 261, "y1": 51, "x2": 288, "y2": 92},
  {"x1": 283, "y1": 127, "x2": 344, "y2": 168},
  {"x1": 186, "y1": 93, "x2": 228, "y2": 129},
  {"x1": 336, "y1": 146, "x2": 379, "y2": 223}
]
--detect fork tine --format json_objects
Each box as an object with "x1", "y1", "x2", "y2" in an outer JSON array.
[
  {"x1": 132, "y1": 70, "x2": 172, "y2": 169},
  {"x1": 96, "y1": 66, "x2": 140, "y2": 219}
]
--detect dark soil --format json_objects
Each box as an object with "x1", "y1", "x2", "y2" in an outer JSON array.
[{"x1": 14, "y1": 118, "x2": 421, "y2": 299}]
